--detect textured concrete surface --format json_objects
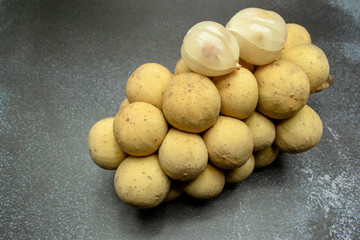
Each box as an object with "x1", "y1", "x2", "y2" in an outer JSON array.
[{"x1": 0, "y1": 0, "x2": 359, "y2": 239}]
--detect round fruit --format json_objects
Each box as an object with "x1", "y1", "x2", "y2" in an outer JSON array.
[
  {"x1": 88, "y1": 117, "x2": 127, "y2": 170},
  {"x1": 113, "y1": 102, "x2": 168, "y2": 156},
  {"x1": 162, "y1": 72, "x2": 221, "y2": 133},
  {"x1": 158, "y1": 128, "x2": 208, "y2": 181},
  {"x1": 114, "y1": 154, "x2": 171, "y2": 208},
  {"x1": 203, "y1": 116, "x2": 253, "y2": 169},
  {"x1": 254, "y1": 60, "x2": 310, "y2": 119}
]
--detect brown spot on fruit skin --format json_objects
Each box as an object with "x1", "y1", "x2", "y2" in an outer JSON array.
[{"x1": 314, "y1": 74, "x2": 334, "y2": 92}]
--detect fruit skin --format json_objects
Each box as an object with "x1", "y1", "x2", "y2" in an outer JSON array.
[
  {"x1": 113, "y1": 102, "x2": 168, "y2": 156},
  {"x1": 212, "y1": 67, "x2": 258, "y2": 120},
  {"x1": 126, "y1": 63, "x2": 173, "y2": 110},
  {"x1": 182, "y1": 164, "x2": 225, "y2": 200},
  {"x1": 244, "y1": 111, "x2": 275, "y2": 151},
  {"x1": 254, "y1": 60, "x2": 310, "y2": 119},
  {"x1": 162, "y1": 72, "x2": 221, "y2": 133},
  {"x1": 275, "y1": 105, "x2": 323, "y2": 153},
  {"x1": 203, "y1": 116, "x2": 254, "y2": 169},
  {"x1": 280, "y1": 43, "x2": 330, "y2": 93},
  {"x1": 163, "y1": 180, "x2": 184, "y2": 202},
  {"x1": 114, "y1": 154, "x2": 171, "y2": 209},
  {"x1": 88, "y1": 117, "x2": 127, "y2": 170},
  {"x1": 118, "y1": 98, "x2": 129, "y2": 113},
  {"x1": 174, "y1": 57, "x2": 193, "y2": 75},
  {"x1": 281, "y1": 23, "x2": 311, "y2": 54},
  {"x1": 254, "y1": 144, "x2": 279, "y2": 168},
  {"x1": 225, "y1": 155, "x2": 255, "y2": 183},
  {"x1": 158, "y1": 128, "x2": 208, "y2": 181}
]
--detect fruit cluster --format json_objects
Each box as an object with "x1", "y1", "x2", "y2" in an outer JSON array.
[{"x1": 88, "y1": 8, "x2": 332, "y2": 208}]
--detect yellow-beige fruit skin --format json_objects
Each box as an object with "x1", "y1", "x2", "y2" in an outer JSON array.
[
  {"x1": 281, "y1": 23, "x2": 311, "y2": 54},
  {"x1": 158, "y1": 128, "x2": 208, "y2": 181},
  {"x1": 174, "y1": 58, "x2": 193, "y2": 75},
  {"x1": 275, "y1": 105, "x2": 323, "y2": 153},
  {"x1": 254, "y1": 144, "x2": 279, "y2": 168},
  {"x1": 126, "y1": 63, "x2": 173, "y2": 110},
  {"x1": 244, "y1": 111, "x2": 275, "y2": 151},
  {"x1": 114, "y1": 154, "x2": 171, "y2": 209},
  {"x1": 163, "y1": 180, "x2": 184, "y2": 202},
  {"x1": 182, "y1": 164, "x2": 225, "y2": 200},
  {"x1": 225, "y1": 155, "x2": 255, "y2": 183},
  {"x1": 113, "y1": 102, "x2": 168, "y2": 156},
  {"x1": 203, "y1": 116, "x2": 254, "y2": 169},
  {"x1": 162, "y1": 72, "x2": 221, "y2": 133},
  {"x1": 212, "y1": 67, "x2": 258, "y2": 120},
  {"x1": 88, "y1": 117, "x2": 127, "y2": 170},
  {"x1": 254, "y1": 60, "x2": 310, "y2": 119},
  {"x1": 280, "y1": 43, "x2": 330, "y2": 93},
  {"x1": 118, "y1": 98, "x2": 130, "y2": 113}
]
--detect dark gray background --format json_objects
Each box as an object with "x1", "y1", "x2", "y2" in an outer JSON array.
[{"x1": 1, "y1": 0, "x2": 359, "y2": 239}]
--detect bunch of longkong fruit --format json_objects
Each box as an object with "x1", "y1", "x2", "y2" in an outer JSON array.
[{"x1": 88, "y1": 8, "x2": 332, "y2": 208}]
